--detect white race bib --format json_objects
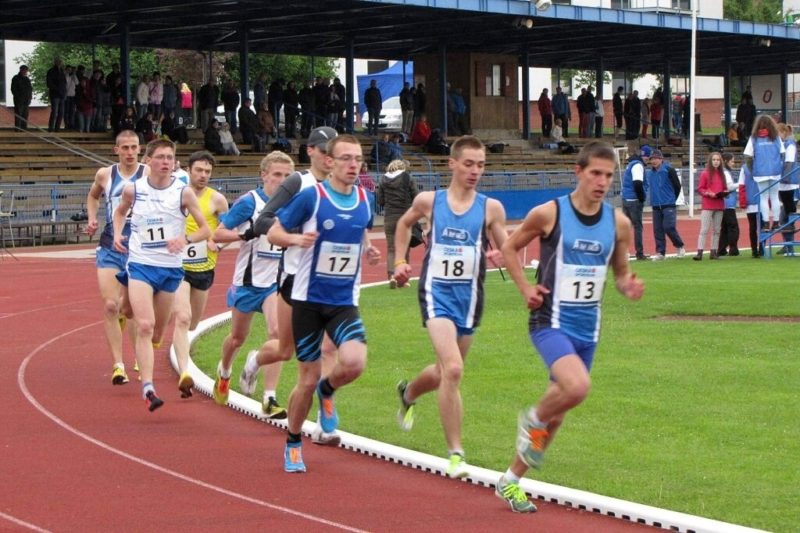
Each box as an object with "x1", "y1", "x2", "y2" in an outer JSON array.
[
  {"x1": 315, "y1": 241, "x2": 359, "y2": 277},
  {"x1": 138, "y1": 217, "x2": 170, "y2": 248},
  {"x1": 430, "y1": 243, "x2": 476, "y2": 281},
  {"x1": 256, "y1": 236, "x2": 283, "y2": 260},
  {"x1": 182, "y1": 240, "x2": 208, "y2": 264},
  {"x1": 558, "y1": 264, "x2": 607, "y2": 303}
]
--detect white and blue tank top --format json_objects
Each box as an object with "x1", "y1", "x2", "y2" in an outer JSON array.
[{"x1": 99, "y1": 163, "x2": 147, "y2": 250}]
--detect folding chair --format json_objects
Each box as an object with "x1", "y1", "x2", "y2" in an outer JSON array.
[{"x1": 0, "y1": 190, "x2": 19, "y2": 260}]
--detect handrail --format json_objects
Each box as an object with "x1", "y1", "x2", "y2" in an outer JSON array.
[{"x1": 6, "y1": 110, "x2": 115, "y2": 167}]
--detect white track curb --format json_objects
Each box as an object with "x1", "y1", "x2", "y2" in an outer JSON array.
[{"x1": 170, "y1": 281, "x2": 766, "y2": 533}]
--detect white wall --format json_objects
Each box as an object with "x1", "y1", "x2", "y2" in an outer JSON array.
[{"x1": 4, "y1": 40, "x2": 46, "y2": 106}]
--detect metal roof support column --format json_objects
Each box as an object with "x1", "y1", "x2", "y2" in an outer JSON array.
[
  {"x1": 723, "y1": 64, "x2": 732, "y2": 129},
  {"x1": 346, "y1": 37, "x2": 355, "y2": 134},
  {"x1": 596, "y1": 57, "x2": 604, "y2": 138},
  {"x1": 781, "y1": 67, "x2": 788, "y2": 123},
  {"x1": 521, "y1": 44, "x2": 530, "y2": 140},
  {"x1": 402, "y1": 59, "x2": 409, "y2": 85},
  {"x1": 119, "y1": 18, "x2": 131, "y2": 106},
  {"x1": 439, "y1": 42, "x2": 448, "y2": 137},
  {"x1": 663, "y1": 61, "x2": 672, "y2": 139},
  {"x1": 239, "y1": 22, "x2": 250, "y2": 108}
]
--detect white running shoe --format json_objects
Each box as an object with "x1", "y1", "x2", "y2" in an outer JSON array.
[
  {"x1": 677, "y1": 247, "x2": 686, "y2": 258},
  {"x1": 311, "y1": 423, "x2": 342, "y2": 446},
  {"x1": 238, "y1": 350, "x2": 259, "y2": 397}
]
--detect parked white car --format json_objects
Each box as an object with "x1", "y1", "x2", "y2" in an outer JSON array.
[{"x1": 362, "y1": 96, "x2": 403, "y2": 131}]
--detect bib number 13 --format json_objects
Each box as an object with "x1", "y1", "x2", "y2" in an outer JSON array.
[{"x1": 571, "y1": 280, "x2": 596, "y2": 300}]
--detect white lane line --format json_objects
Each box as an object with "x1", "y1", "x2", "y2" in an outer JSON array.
[
  {"x1": 0, "y1": 511, "x2": 51, "y2": 532},
  {"x1": 0, "y1": 298, "x2": 96, "y2": 321},
  {"x1": 16, "y1": 321, "x2": 368, "y2": 533}
]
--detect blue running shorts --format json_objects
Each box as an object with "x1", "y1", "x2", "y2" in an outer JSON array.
[
  {"x1": 226, "y1": 284, "x2": 277, "y2": 314},
  {"x1": 123, "y1": 262, "x2": 184, "y2": 294},
  {"x1": 530, "y1": 327, "x2": 597, "y2": 372},
  {"x1": 96, "y1": 246, "x2": 128, "y2": 271}
]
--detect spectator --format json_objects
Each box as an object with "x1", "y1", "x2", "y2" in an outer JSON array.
[
  {"x1": 399, "y1": 81, "x2": 414, "y2": 134},
  {"x1": 219, "y1": 122, "x2": 240, "y2": 156},
  {"x1": 253, "y1": 73, "x2": 267, "y2": 111},
  {"x1": 326, "y1": 84, "x2": 343, "y2": 130},
  {"x1": 283, "y1": 81, "x2": 299, "y2": 138},
  {"x1": 621, "y1": 143, "x2": 651, "y2": 260},
  {"x1": 537, "y1": 88, "x2": 552, "y2": 138},
  {"x1": 410, "y1": 113, "x2": 432, "y2": 146},
  {"x1": 135, "y1": 74, "x2": 150, "y2": 119},
  {"x1": 46, "y1": 57, "x2": 67, "y2": 132},
  {"x1": 552, "y1": 86, "x2": 570, "y2": 138},
  {"x1": 135, "y1": 110, "x2": 156, "y2": 143},
  {"x1": 221, "y1": 79, "x2": 240, "y2": 133},
  {"x1": 743, "y1": 114, "x2": 784, "y2": 229},
  {"x1": 65, "y1": 65, "x2": 78, "y2": 130},
  {"x1": 149, "y1": 72, "x2": 163, "y2": 121},
  {"x1": 255, "y1": 102, "x2": 274, "y2": 151},
  {"x1": 198, "y1": 78, "x2": 219, "y2": 132},
  {"x1": 425, "y1": 128, "x2": 449, "y2": 155},
  {"x1": 413, "y1": 83, "x2": 426, "y2": 125},
  {"x1": 376, "y1": 158, "x2": 418, "y2": 284},
  {"x1": 736, "y1": 97, "x2": 757, "y2": 147},
  {"x1": 332, "y1": 77, "x2": 346, "y2": 132},
  {"x1": 267, "y1": 78, "x2": 284, "y2": 132},
  {"x1": 650, "y1": 96, "x2": 663, "y2": 140},
  {"x1": 612, "y1": 86, "x2": 624, "y2": 138},
  {"x1": 298, "y1": 79, "x2": 315, "y2": 138},
  {"x1": 693, "y1": 152, "x2": 727, "y2": 260},
  {"x1": 364, "y1": 79, "x2": 382, "y2": 136},
  {"x1": 75, "y1": 77, "x2": 94, "y2": 133},
  {"x1": 641, "y1": 97, "x2": 651, "y2": 139},
  {"x1": 11, "y1": 65, "x2": 32, "y2": 129},
  {"x1": 646, "y1": 149, "x2": 686, "y2": 260},
  {"x1": 579, "y1": 86, "x2": 596, "y2": 138},
  {"x1": 237, "y1": 98, "x2": 262, "y2": 151},
  {"x1": 624, "y1": 90, "x2": 641, "y2": 140},
  {"x1": 118, "y1": 105, "x2": 137, "y2": 134},
  {"x1": 110, "y1": 76, "x2": 125, "y2": 135},
  {"x1": 162, "y1": 75, "x2": 178, "y2": 121},
  {"x1": 594, "y1": 96, "x2": 605, "y2": 138},
  {"x1": 357, "y1": 162, "x2": 376, "y2": 192},
  {"x1": 371, "y1": 133, "x2": 393, "y2": 170},
  {"x1": 777, "y1": 122, "x2": 798, "y2": 255},
  {"x1": 717, "y1": 152, "x2": 740, "y2": 257},
  {"x1": 180, "y1": 82, "x2": 193, "y2": 125},
  {"x1": 204, "y1": 119, "x2": 225, "y2": 155},
  {"x1": 161, "y1": 110, "x2": 188, "y2": 144},
  {"x1": 737, "y1": 158, "x2": 762, "y2": 257}
]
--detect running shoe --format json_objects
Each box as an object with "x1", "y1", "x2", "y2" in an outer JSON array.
[
  {"x1": 178, "y1": 372, "x2": 194, "y2": 398},
  {"x1": 213, "y1": 366, "x2": 230, "y2": 406},
  {"x1": 389, "y1": 276, "x2": 398, "y2": 289},
  {"x1": 133, "y1": 359, "x2": 140, "y2": 373},
  {"x1": 446, "y1": 452, "x2": 469, "y2": 479},
  {"x1": 677, "y1": 247, "x2": 686, "y2": 258},
  {"x1": 111, "y1": 366, "x2": 129, "y2": 385},
  {"x1": 316, "y1": 381, "x2": 338, "y2": 433},
  {"x1": 145, "y1": 390, "x2": 164, "y2": 412},
  {"x1": 311, "y1": 421, "x2": 342, "y2": 446},
  {"x1": 152, "y1": 341, "x2": 162, "y2": 349},
  {"x1": 396, "y1": 379, "x2": 415, "y2": 431},
  {"x1": 516, "y1": 410, "x2": 549, "y2": 469},
  {"x1": 262, "y1": 397, "x2": 287, "y2": 419},
  {"x1": 284, "y1": 442, "x2": 306, "y2": 473},
  {"x1": 238, "y1": 350, "x2": 259, "y2": 397},
  {"x1": 495, "y1": 476, "x2": 537, "y2": 513},
  {"x1": 118, "y1": 315, "x2": 127, "y2": 331}
]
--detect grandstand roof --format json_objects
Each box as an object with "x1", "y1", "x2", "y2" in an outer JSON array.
[{"x1": 3, "y1": 0, "x2": 800, "y2": 76}]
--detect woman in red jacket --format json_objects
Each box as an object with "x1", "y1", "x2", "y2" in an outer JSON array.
[{"x1": 694, "y1": 151, "x2": 728, "y2": 260}]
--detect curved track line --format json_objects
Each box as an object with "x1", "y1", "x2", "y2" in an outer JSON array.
[
  {"x1": 0, "y1": 298, "x2": 95, "y2": 320},
  {"x1": 0, "y1": 511, "x2": 51, "y2": 532},
  {"x1": 16, "y1": 321, "x2": 369, "y2": 533}
]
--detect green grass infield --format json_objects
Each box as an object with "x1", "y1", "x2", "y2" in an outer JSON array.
[{"x1": 193, "y1": 255, "x2": 799, "y2": 532}]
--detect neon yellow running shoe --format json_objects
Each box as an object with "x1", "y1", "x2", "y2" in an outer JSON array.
[
  {"x1": 495, "y1": 476, "x2": 537, "y2": 513},
  {"x1": 446, "y1": 453, "x2": 469, "y2": 479},
  {"x1": 178, "y1": 372, "x2": 194, "y2": 398},
  {"x1": 118, "y1": 315, "x2": 127, "y2": 331},
  {"x1": 396, "y1": 379, "x2": 415, "y2": 431},
  {"x1": 213, "y1": 368, "x2": 230, "y2": 406},
  {"x1": 111, "y1": 366, "x2": 129, "y2": 385}
]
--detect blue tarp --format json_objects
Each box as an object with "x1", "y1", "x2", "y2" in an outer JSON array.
[{"x1": 357, "y1": 61, "x2": 413, "y2": 115}]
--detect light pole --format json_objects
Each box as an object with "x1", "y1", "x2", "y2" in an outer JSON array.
[{"x1": 688, "y1": 0, "x2": 697, "y2": 217}]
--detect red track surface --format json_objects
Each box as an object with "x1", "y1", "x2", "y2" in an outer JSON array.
[{"x1": 0, "y1": 216, "x2": 721, "y2": 531}]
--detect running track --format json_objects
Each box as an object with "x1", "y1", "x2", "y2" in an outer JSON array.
[{"x1": 0, "y1": 216, "x2": 722, "y2": 531}]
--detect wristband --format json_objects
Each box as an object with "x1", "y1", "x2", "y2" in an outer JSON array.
[
  {"x1": 185, "y1": 235, "x2": 192, "y2": 244},
  {"x1": 394, "y1": 259, "x2": 408, "y2": 267}
]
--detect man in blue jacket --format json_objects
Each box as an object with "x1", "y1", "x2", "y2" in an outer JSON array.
[
  {"x1": 621, "y1": 143, "x2": 651, "y2": 260},
  {"x1": 646, "y1": 149, "x2": 686, "y2": 260}
]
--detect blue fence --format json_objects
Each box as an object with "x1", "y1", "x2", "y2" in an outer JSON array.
[{"x1": 0, "y1": 169, "x2": 699, "y2": 225}]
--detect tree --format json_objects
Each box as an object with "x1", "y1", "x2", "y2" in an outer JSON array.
[
  {"x1": 17, "y1": 42, "x2": 337, "y2": 102},
  {"x1": 724, "y1": 0, "x2": 782, "y2": 23},
  {"x1": 222, "y1": 53, "x2": 337, "y2": 87}
]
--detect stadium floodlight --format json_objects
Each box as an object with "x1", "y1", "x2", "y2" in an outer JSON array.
[{"x1": 534, "y1": 0, "x2": 552, "y2": 11}]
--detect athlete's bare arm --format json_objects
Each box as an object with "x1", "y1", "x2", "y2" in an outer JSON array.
[
  {"x1": 392, "y1": 191, "x2": 435, "y2": 285},
  {"x1": 112, "y1": 184, "x2": 135, "y2": 253},
  {"x1": 85, "y1": 166, "x2": 111, "y2": 236},
  {"x1": 485, "y1": 198, "x2": 508, "y2": 266},
  {"x1": 501, "y1": 201, "x2": 556, "y2": 310},
  {"x1": 176, "y1": 187, "x2": 210, "y2": 254}
]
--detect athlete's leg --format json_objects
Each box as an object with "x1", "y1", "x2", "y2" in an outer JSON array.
[
  {"x1": 535, "y1": 355, "x2": 591, "y2": 423},
  {"x1": 97, "y1": 268, "x2": 125, "y2": 367},
  {"x1": 287, "y1": 360, "x2": 322, "y2": 435},
  {"x1": 325, "y1": 339, "x2": 367, "y2": 389},
  {"x1": 259, "y1": 292, "x2": 283, "y2": 392},
  {"x1": 188, "y1": 283, "x2": 210, "y2": 331},
  {"x1": 220, "y1": 308, "x2": 255, "y2": 372},
  {"x1": 430, "y1": 318, "x2": 472, "y2": 452},
  {"x1": 127, "y1": 279, "x2": 157, "y2": 384},
  {"x1": 171, "y1": 280, "x2": 193, "y2": 373}
]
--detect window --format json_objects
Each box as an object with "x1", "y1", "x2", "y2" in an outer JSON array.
[{"x1": 485, "y1": 64, "x2": 503, "y2": 97}]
